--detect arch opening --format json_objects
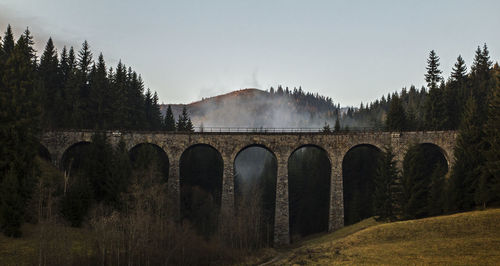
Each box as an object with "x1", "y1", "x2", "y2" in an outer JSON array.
[
  {"x1": 129, "y1": 143, "x2": 169, "y2": 182},
  {"x1": 288, "y1": 145, "x2": 331, "y2": 242},
  {"x1": 234, "y1": 145, "x2": 277, "y2": 247},
  {"x1": 402, "y1": 143, "x2": 448, "y2": 219},
  {"x1": 180, "y1": 144, "x2": 223, "y2": 237},
  {"x1": 342, "y1": 144, "x2": 382, "y2": 225},
  {"x1": 60, "y1": 141, "x2": 93, "y2": 174},
  {"x1": 38, "y1": 143, "x2": 52, "y2": 162}
]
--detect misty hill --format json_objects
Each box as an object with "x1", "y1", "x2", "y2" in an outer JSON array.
[{"x1": 161, "y1": 88, "x2": 339, "y2": 128}]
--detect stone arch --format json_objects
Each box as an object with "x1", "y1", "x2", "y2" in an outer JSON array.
[
  {"x1": 289, "y1": 144, "x2": 332, "y2": 165},
  {"x1": 129, "y1": 142, "x2": 170, "y2": 181},
  {"x1": 341, "y1": 143, "x2": 383, "y2": 225},
  {"x1": 342, "y1": 143, "x2": 384, "y2": 159},
  {"x1": 415, "y1": 142, "x2": 451, "y2": 171},
  {"x1": 179, "y1": 143, "x2": 224, "y2": 237},
  {"x1": 60, "y1": 141, "x2": 93, "y2": 172},
  {"x1": 287, "y1": 144, "x2": 332, "y2": 241},
  {"x1": 234, "y1": 143, "x2": 277, "y2": 162},
  {"x1": 233, "y1": 144, "x2": 278, "y2": 245},
  {"x1": 181, "y1": 143, "x2": 223, "y2": 160}
]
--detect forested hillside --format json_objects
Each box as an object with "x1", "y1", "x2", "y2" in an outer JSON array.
[
  {"x1": 161, "y1": 87, "x2": 339, "y2": 129},
  {"x1": 352, "y1": 46, "x2": 500, "y2": 225},
  {"x1": 0, "y1": 26, "x2": 164, "y2": 131},
  {"x1": 0, "y1": 23, "x2": 499, "y2": 265}
]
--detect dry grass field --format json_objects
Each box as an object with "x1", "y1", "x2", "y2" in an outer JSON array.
[
  {"x1": 270, "y1": 209, "x2": 500, "y2": 265},
  {"x1": 2, "y1": 189, "x2": 499, "y2": 266}
]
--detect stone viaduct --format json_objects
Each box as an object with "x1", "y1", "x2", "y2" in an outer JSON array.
[{"x1": 40, "y1": 130, "x2": 457, "y2": 246}]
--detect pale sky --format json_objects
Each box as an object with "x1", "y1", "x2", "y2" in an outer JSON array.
[{"x1": 1, "y1": 0, "x2": 499, "y2": 106}]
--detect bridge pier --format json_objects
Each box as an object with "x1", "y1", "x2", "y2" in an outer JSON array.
[
  {"x1": 274, "y1": 156, "x2": 290, "y2": 246},
  {"x1": 329, "y1": 152, "x2": 344, "y2": 231},
  {"x1": 167, "y1": 156, "x2": 181, "y2": 221},
  {"x1": 220, "y1": 157, "x2": 235, "y2": 229}
]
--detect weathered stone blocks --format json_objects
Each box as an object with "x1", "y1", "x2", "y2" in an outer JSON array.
[{"x1": 40, "y1": 130, "x2": 457, "y2": 246}]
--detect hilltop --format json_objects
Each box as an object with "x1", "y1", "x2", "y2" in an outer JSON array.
[
  {"x1": 267, "y1": 209, "x2": 500, "y2": 265},
  {"x1": 161, "y1": 88, "x2": 340, "y2": 128}
]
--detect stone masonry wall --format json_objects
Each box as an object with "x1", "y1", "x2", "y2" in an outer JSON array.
[{"x1": 40, "y1": 130, "x2": 457, "y2": 246}]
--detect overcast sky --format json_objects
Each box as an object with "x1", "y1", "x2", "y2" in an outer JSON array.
[{"x1": 1, "y1": 0, "x2": 499, "y2": 106}]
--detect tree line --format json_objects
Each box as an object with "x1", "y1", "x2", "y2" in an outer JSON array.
[
  {"x1": 0, "y1": 24, "x2": 196, "y2": 238},
  {"x1": 369, "y1": 46, "x2": 500, "y2": 221}
]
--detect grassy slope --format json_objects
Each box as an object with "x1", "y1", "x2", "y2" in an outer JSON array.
[{"x1": 273, "y1": 209, "x2": 500, "y2": 265}]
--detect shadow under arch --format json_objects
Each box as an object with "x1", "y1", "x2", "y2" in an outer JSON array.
[
  {"x1": 402, "y1": 142, "x2": 448, "y2": 218},
  {"x1": 38, "y1": 143, "x2": 52, "y2": 162},
  {"x1": 129, "y1": 143, "x2": 169, "y2": 181},
  {"x1": 342, "y1": 144, "x2": 382, "y2": 225},
  {"x1": 287, "y1": 144, "x2": 331, "y2": 242},
  {"x1": 416, "y1": 142, "x2": 450, "y2": 172},
  {"x1": 60, "y1": 141, "x2": 93, "y2": 173},
  {"x1": 179, "y1": 143, "x2": 224, "y2": 237},
  {"x1": 234, "y1": 144, "x2": 277, "y2": 246}
]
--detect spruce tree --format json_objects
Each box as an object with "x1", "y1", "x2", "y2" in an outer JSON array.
[
  {"x1": 373, "y1": 146, "x2": 399, "y2": 221},
  {"x1": 177, "y1": 106, "x2": 189, "y2": 131},
  {"x1": 448, "y1": 97, "x2": 485, "y2": 211},
  {"x1": 151, "y1": 92, "x2": 163, "y2": 130},
  {"x1": 470, "y1": 44, "x2": 493, "y2": 125},
  {"x1": 386, "y1": 94, "x2": 407, "y2": 131},
  {"x1": 425, "y1": 50, "x2": 442, "y2": 91},
  {"x1": 62, "y1": 47, "x2": 79, "y2": 128},
  {"x1": 74, "y1": 41, "x2": 93, "y2": 128},
  {"x1": 77, "y1": 40, "x2": 93, "y2": 76},
  {"x1": 59, "y1": 46, "x2": 69, "y2": 80},
  {"x1": 446, "y1": 55, "x2": 468, "y2": 129},
  {"x1": 402, "y1": 146, "x2": 431, "y2": 219},
  {"x1": 186, "y1": 117, "x2": 194, "y2": 132},
  {"x1": 451, "y1": 55, "x2": 468, "y2": 81},
  {"x1": 424, "y1": 81, "x2": 447, "y2": 130},
  {"x1": 423, "y1": 50, "x2": 446, "y2": 130},
  {"x1": 89, "y1": 53, "x2": 108, "y2": 129},
  {"x1": 2, "y1": 25, "x2": 15, "y2": 58},
  {"x1": 128, "y1": 72, "x2": 146, "y2": 129},
  {"x1": 478, "y1": 65, "x2": 500, "y2": 207},
  {"x1": 0, "y1": 29, "x2": 40, "y2": 236},
  {"x1": 144, "y1": 88, "x2": 153, "y2": 129},
  {"x1": 38, "y1": 37, "x2": 60, "y2": 128},
  {"x1": 164, "y1": 105, "x2": 176, "y2": 131}
]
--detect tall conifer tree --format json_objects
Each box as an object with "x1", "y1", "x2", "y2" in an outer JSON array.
[
  {"x1": 2, "y1": 25, "x2": 15, "y2": 59},
  {"x1": 89, "y1": 53, "x2": 108, "y2": 128},
  {"x1": 0, "y1": 29, "x2": 40, "y2": 236},
  {"x1": 164, "y1": 105, "x2": 176, "y2": 131},
  {"x1": 39, "y1": 38, "x2": 61, "y2": 128},
  {"x1": 470, "y1": 44, "x2": 493, "y2": 124},
  {"x1": 448, "y1": 97, "x2": 485, "y2": 211},
  {"x1": 445, "y1": 55, "x2": 468, "y2": 129},
  {"x1": 386, "y1": 94, "x2": 407, "y2": 131},
  {"x1": 478, "y1": 65, "x2": 500, "y2": 207},
  {"x1": 425, "y1": 50, "x2": 442, "y2": 90},
  {"x1": 373, "y1": 146, "x2": 400, "y2": 220},
  {"x1": 424, "y1": 50, "x2": 446, "y2": 130}
]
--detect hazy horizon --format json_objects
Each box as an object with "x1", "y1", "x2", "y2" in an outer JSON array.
[{"x1": 2, "y1": 0, "x2": 499, "y2": 107}]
